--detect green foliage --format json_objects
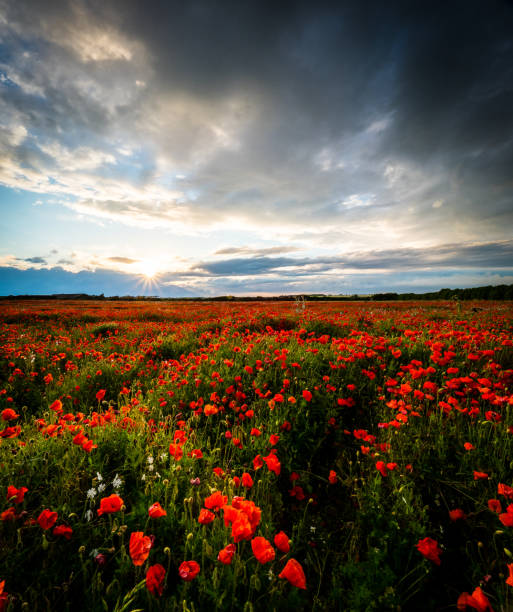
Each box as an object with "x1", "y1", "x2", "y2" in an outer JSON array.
[{"x1": 0, "y1": 299, "x2": 512, "y2": 610}]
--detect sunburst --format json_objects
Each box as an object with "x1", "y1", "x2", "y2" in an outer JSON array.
[{"x1": 136, "y1": 260, "x2": 161, "y2": 293}]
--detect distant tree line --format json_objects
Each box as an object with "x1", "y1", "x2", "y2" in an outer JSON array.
[
  {"x1": 1, "y1": 284, "x2": 512, "y2": 301},
  {"x1": 371, "y1": 284, "x2": 513, "y2": 301}
]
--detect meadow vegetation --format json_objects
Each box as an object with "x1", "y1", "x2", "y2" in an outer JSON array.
[{"x1": 0, "y1": 299, "x2": 512, "y2": 611}]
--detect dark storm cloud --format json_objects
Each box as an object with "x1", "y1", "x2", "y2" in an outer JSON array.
[
  {"x1": 188, "y1": 240, "x2": 513, "y2": 277},
  {"x1": 125, "y1": 0, "x2": 510, "y2": 236}
]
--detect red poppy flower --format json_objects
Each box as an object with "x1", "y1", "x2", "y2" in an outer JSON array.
[
  {"x1": 253, "y1": 454, "x2": 263, "y2": 470},
  {"x1": 274, "y1": 531, "x2": 290, "y2": 553},
  {"x1": 146, "y1": 563, "x2": 165, "y2": 597},
  {"x1": 289, "y1": 485, "x2": 305, "y2": 500},
  {"x1": 53, "y1": 524, "x2": 73, "y2": 540},
  {"x1": 506, "y1": 563, "x2": 513, "y2": 588},
  {"x1": 198, "y1": 508, "x2": 215, "y2": 525},
  {"x1": 169, "y1": 443, "x2": 183, "y2": 461},
  {"x1": 416, "y1": 537, "x2": 442, "y2": 565},
  {"x1": 328, "y1": 470, "x2": 337, "y2": 484},
  {"x1": 204, "y1": 491, "x2": 227, "y2": 511},
  {"x1": 279, "y1": 558, "x2": 307, "y2": 589},
  {"x1": 82, "y1": 439, "x2": 97, "y2": 453},
  {"x1": 1, "y1": 408, "x2": 19, "y2": 421},
  {"x1": 263, "y1": 452, "x2": 281, "y2": 476},
  {"x1": 251, "y1": 536, "x2": 275, "y2": 564},
  {"x1": 449, "y1": 509, "x2": 466, "y2": 521},
  {"x1": 1, "y1": 507, "x2": 16, "y2": 521},
  {"x1": 7, "y1": 485, "x2": 28, "y2": 504},
  {"x1": 204, "y1": 404, "x2": 219, "y2": 416},
  {"x1": 376, "y1": 461, "x2": 388, "y2": 477},
  {"x1": 37, "y1": 509, "x2": 58, "y2": 530},
  {"x1": 499, "y1": 511, "x2": 513, "y2": 527},
  {"x1": 96, "y1": 389, "x2": 106, "y2": 401},
  {"x1": 97, "y1": 494, "x2": 124, "y2": 516},
  {"x1": 302, "y1": 390, "x2": 312, "y2": 402},
  {"x1": 473, "y1": 471, "x2": 489, "y2": 481},
  {"x1": 179, "y1": 560, "x2": 200, "y2": 581},
  {"x1": 129, "y1": 531, "x2": 152, "y2": 566},
  {"x1": 498, "y1": 483, "x2": 513, "y2": 500},
  {"x1": 456, "y1": 586, "x2": 493, "y2": 611},
  {"x1": 73, "y1": 432, "x2": 87, "y2": 446},
  {"x1": 238, "y1": 499, "x2": 261, "y2": 530},
  {"x1": 148, "y1": 502, "x2": 167, "y2": 518},
  {"x1": 241, "y1": 473, "x2": 254, "y2": 488},
  {"x1": 217, "y1": 543, "x2": 236, "y2": 565},
  {"x1": 488, "y1": 499, "x2": 502, "y2": 513},
  {"x1": 231, "y1": 512, "x2": 253, "y2": 542},
  {"x1": 49, "y1": 400, "x2": 63, "y2": 412},
  {"x1": 0, "y1": 580, "x2": 8, "y2": 611}
]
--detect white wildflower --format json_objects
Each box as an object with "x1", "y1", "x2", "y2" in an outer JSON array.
[
  {"x1": 112, "y1": 474, "x2": 123, "y2": 490},
  {"x1": 86, "y1": 488, "x2": 97, "y2": 499}
]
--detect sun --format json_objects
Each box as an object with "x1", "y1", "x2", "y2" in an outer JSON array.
[{"x1": 140, "y1": 261, "x2": 158, "y2": 279}]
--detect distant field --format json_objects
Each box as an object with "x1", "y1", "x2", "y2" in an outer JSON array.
[{"x1": 1, "y1": 300, "x2": 512, "y2": 611}]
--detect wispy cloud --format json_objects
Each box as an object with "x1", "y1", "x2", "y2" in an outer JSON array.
[
  {"x1": 213, "y1": 246, "x2": 301, "y2": 256},
  {"x1": 186, "y1": 241, "x2": 513, "y2": 278},
  {"x1": 106, "y1": 256, "x2": 139, "y2": 264}
]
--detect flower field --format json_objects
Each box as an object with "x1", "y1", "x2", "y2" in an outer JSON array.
[{"x1": 1, "y1": 299, "x2": 512, "y2": 611}]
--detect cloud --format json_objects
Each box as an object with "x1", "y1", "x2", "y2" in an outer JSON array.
[
  {"x1": 213, "y1": 246, "x2": 301, "y2": 256},
  {"x1": 180, "y1": 240, "x2": 513, "y2": 278},
  {"x1": 107, "y1": 256, "x2": 139, "y2": 264},
  {"x1": 23, "y1": 256, "x2": 47, "y2": 264},
  {"x1": 2, "y1": 239, "x2": 512, "y2": 297},
  {"x1": 0, "y1": 0, "x2": 512, "y2": 293}
]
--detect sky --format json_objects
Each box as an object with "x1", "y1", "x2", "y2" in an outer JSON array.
[{"x1": 0, "y1": 0, "x2": 512, "y2": 297}]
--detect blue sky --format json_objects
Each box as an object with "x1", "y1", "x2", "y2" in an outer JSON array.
[{"x1": 1, "y1": 0, "x2": 512, "y2": 296}]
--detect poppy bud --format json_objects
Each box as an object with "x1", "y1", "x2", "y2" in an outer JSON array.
[{"x1": 95, "y1": 553, "x2": 107, "y2": 567}]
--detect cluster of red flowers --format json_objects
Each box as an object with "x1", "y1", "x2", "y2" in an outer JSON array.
[{"x1": 1, "y1": 299, "x2": 513, "y2": 609}]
